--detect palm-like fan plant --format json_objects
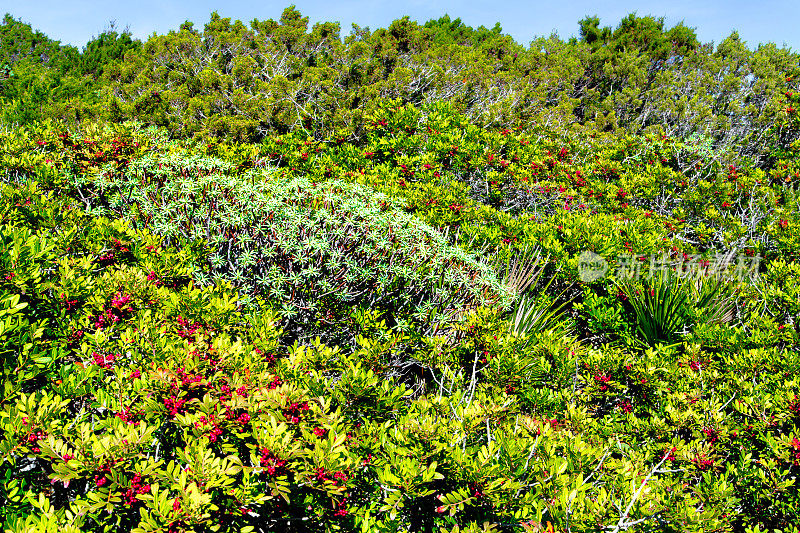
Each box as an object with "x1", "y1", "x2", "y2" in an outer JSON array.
[
  {"x1": 616, "y1": 269, "x2": 735, "y2": 347},
  {"x1": 494, "y1": 246, "x2": 572, "y2": 341}
]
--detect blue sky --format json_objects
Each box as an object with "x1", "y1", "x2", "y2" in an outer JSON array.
[{"x1": 4, "y1": 0, "x2": 799, "y2": 51}]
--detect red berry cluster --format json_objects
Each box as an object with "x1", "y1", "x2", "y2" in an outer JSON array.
[
  {"x1": 24, "y1": 429, "x2": 47, "y2": 453},
  {"x1": 258, "y1": 448, "x2": 287, "y2": 477},
  {"x1": 194, "y1": 415, "x2": 224, "y2": 442},
  {"x1": 702, "y1": 426, "x2": 719, "y2": 444},
  {"x1": 283, "y1": 401, "x2": 310, "y2": 424},
  {"x1": 790, "y1": 438, "x2": 800, "y2": 466},
  {"x1": 93, "y1": 462, "x2": 117, "y2": 488},
  {"x1": 111, "y1": 292, "x2": 133, "y2": 309},
  {"x1": 92, "y1": 351, "x2": 118, "y2": 369},
  {"x1": 594, "y1": 373, "x2": 611, "y2": 392},
  {"x1": 95, "y1": 252, "x2": 116, "y2": 266},
  {"x1": 164, "y1": 396, "x2": 187, "y2": 416},
  {"x1": 92, "y1": 292, "x2": 134, "y2": 330},
  {"x1": 468, "y1": 482, "x2": 484, "y2": 499},
  {"x1": 332, "y1": 498, "x2": 349, "y2": 517},
  {"x1": 174, "y1": 367, "x2": 204, "y2": 388},
  {"x1": 122, "y1": 473, "x2": 151, "y2": 505},
  {"x1": 314, "y1": 467, "x2": 348, "y2": 485},
  {"x1": 60, "y1": 293, "x2": 79, "y2": 312},
  {"x1": 665, "y1": 447, "x2": 677, "y2": 462},
  {"x1": 693, "y1": 455, "x2": 715, "y2": 470},
  {"x1": 789, "y1": 396, "x2": 800, "y2": 418},
  {"x1": 116, "y1": 407, "x2": 141, "y2": 425},
  {"x1": 175, "y1": 315, "x2": 203, "y2": 341}
]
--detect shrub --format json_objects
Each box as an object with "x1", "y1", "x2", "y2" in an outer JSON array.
[
  {"x1": 82, "y1": 151, "x2": 511, "y2": 344},
  {"x1": 2, "y1": 101, "x2": 800, "y2": 532},
  {"x1": 616, "y1": 269, "x2": 736, "y2": 347}
]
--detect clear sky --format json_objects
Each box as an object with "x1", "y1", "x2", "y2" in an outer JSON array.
[{"x1": 3, "y1": 0, "x2": 799, "y2": 51}]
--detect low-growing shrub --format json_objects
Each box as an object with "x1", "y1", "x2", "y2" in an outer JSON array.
[
  {"x1": 1, "y1": 108, "x2": 800, "y2": 532},
  {"x1": 80, "y1": 151, "x2": 512, "y2": 344}
]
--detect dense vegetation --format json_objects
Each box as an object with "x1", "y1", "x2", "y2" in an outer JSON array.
[{"x1": 1, "y1": 7, "x2": 799, "y2": 533}]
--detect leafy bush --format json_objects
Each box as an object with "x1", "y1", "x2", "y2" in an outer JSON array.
[
  {"x1": 81, "y1": 151, "x2": 511, "y2": 343},
  {"x1": 1, "y1": 82, "x2": 800, "y2": 532}
]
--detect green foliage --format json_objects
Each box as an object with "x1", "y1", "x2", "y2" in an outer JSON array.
[
  {"x1": 617, "y1": 270, "x2": 736, "y2": 347},
  {"x1": 79, "y1": 25, "x2": 140, "y2": 77},
  {"x1": 75, "y1": 148, "x2": 510, "y2": 344},
  {"x1": 1, "y1": 8, "x2": 797, "y2": 164},
  {"x1": 0, "y1": 13, "x2": 77, "y2": 69},
  {"x1": 0, "y1": 156, "x2": 799, "y2": 531},
  {"x1": 0, "y1": 10, "x2": 799, "y2": 531}
]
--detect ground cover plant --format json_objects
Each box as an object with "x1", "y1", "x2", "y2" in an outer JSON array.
[{"x1": 1, "y1": 7, "x2": 800, "y2": 533}]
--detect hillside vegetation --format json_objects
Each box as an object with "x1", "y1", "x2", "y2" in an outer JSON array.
[{"x1": 1, "y1": 7, "x2": 799, "y2": 533}]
